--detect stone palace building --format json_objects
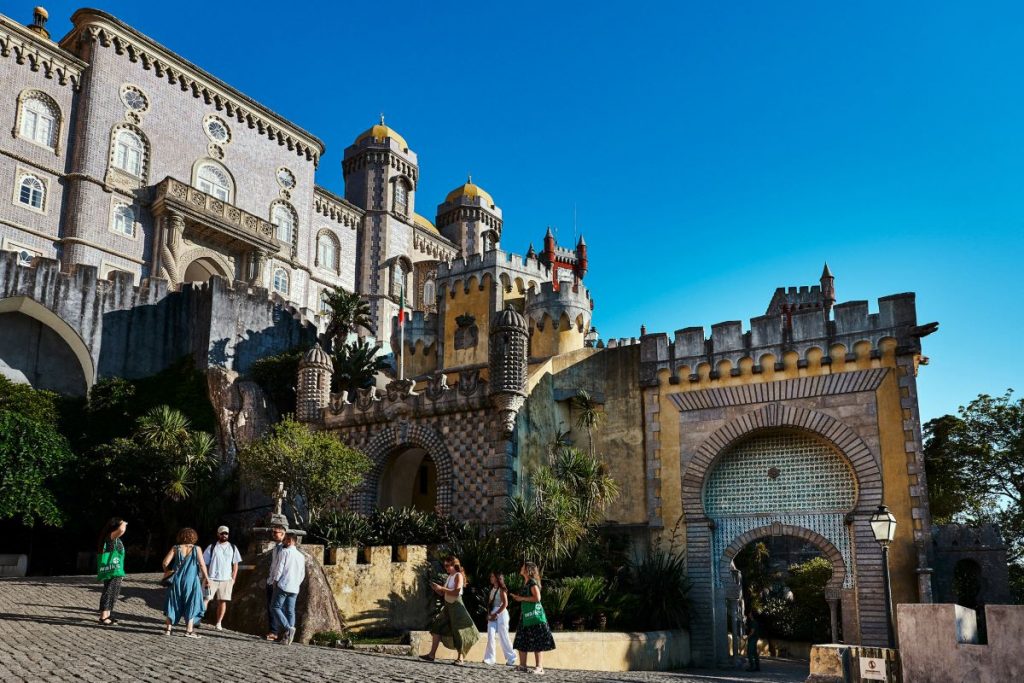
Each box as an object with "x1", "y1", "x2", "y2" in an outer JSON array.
[{"x1": 1, "y1": 6, "x2": 941, "y2": 666}]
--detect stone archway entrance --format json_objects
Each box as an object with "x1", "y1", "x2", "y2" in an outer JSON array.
[
  {"x1": 182, "y1": 255, "x2": 231, "y2": 284},
  {"x1": 0, "y1": 296, "x2": 93, "y2": 396},
  {"x1": 378, "y1": 447, "x2": 438, "y2": 512}
]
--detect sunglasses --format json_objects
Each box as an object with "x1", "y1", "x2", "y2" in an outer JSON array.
[{"x1": 219, "y1": 532, "x2": 229, "y2": 536}]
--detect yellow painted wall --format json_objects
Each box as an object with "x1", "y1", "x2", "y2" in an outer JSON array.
[{"x1": 442, "y1": 278, "x2": 492, "y2": 370}]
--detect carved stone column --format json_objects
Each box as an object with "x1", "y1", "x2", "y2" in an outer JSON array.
[
  {"x1": 158, "y1": 211, "x2": 185, "y2": 287},
  {"x1": 825, "y1": 587, "x2": 842, "y2": 642},
  {"x1": 248, "y1": 249, "x2": 267, "y2": 285}
]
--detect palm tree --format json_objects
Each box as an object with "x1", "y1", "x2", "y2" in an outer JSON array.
[
  {"x1": 322, "y1": 287, "x2": 374, "y2": 347},
  {"x1": 332, "y1": 339, "x2": 390, "y2": 395},
  {"x1": 136, "y1": 406, "x2": 216, "y2": 501},
  {"x1": 571, "y1": 388, "x2": 605, "y2": 457},
  {"x1": 551, "y1": 447, "x2": 619, "y2": 527}
]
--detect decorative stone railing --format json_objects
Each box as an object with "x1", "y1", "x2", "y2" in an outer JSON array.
[{"x1": 152, "y1": 176, "x2": 279, "y2": 251}]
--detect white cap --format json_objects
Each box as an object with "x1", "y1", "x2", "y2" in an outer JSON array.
[{"x1": 217, "y1": 526, "x2": 229, "y2": 534}]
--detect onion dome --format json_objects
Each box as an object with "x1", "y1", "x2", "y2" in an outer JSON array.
[
  {"x1": 354, "y1": 115, "x2": 409, "y2": 152},
  {"x1": 300, "y1": 343, "x2": 332, "y2": 370},
  {"x1": 445, "y1": 175, "x2": 496, "y2": 209}
]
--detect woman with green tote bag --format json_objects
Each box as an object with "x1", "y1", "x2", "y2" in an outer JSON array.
[
  {"x1": 96, "y1": 518, "x2": 127, "y2": 625},
  {"x1": 511, "y1": 562, "x2": 556, "y2": 675}
]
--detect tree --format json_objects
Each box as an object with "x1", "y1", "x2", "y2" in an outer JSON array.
[
  {"x1": 332, "y1": 338, "x2": 389, "y2": 395},
  {"x1": 323, "y1": 286, "x2": 375, "y2": 345},
  {"x1": 0, "y1": 376, "x2": 61, "y2": 425},
  {"x1": 570, "y1": 388, "x2": 605, "y2": 457},
  {"x1": 505, "y1": 447, "x2": 619, "y2": 567},
  {"x1": 0, "y1": 410, "x2": 73, "y2": 527},
  {"x1": 924, "y1": 389, "x2": 1024, "y2": 601},
  {"x1": 249, "y1": 347, "x2": 306, "y2": 416},
  {"x1": 238, "y1": 417, "x2": 371, "y2": 527}
]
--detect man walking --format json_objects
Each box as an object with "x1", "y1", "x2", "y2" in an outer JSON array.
[
  {"x1": 269, "y1": 531, "x2": 306, "y2": 645},
  {"x1": 265, "y1": 523, "x2": 286, "y2": 641},
  {"x1": 203, "y1": 526, "x2": 242, "y2": 630}
]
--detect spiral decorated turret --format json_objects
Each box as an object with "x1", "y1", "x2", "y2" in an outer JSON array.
[
  {"x1": 488, "y1": 305, "x2": 529, "y2": 433},
  {"x1": 296, "y1": 343, "x2": 333, "y2": 423}
]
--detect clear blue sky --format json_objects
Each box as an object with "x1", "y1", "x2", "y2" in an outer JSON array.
[{"x1": 34, "y1": 1, "x2": 1024, "y2": 422}]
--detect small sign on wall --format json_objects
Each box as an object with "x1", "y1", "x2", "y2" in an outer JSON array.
[{"x1": 860, "y1": 656, "x2": 887, "y2": 681}]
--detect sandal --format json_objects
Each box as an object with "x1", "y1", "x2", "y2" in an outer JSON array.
[
  {"x1": 98, "y1": 618, "x2": 114, "y2": 626},
  {"x1": 515, "y1": 665, "x2": 529, "y2": 672},
  {"x1": 418, "y1": 654, "x2": 435, "y2": 662},
  {"x1": 164, "y1": 627, "x2": 172, "y2": 636},
  {"x1": 265, "y1": 634, "x2": 278, "y2": 641},
  {"x1": 184, "y1": 631, "x2": 201, "y2": 639},
  {"x1": 452, "y1": 659, "x2": 465, "y2": 666}
]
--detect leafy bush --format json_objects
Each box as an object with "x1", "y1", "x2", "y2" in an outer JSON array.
[
  {"x1": 310, "y1": 630, "x2": 349, "y2": 647},
  {"x1": 618, "y1": 548, "x2": 691, "y2": 630},
  {"x1": 308, "y1": 507, "x2": 471, "y2": 549},
  {"x1": 309, "y1": 509, "x2": 370, "y2": 547},
  {"x1": 0, "y1": 409, "x2": 74, "y2": 527}
]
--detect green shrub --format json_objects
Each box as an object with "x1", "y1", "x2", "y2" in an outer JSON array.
[
  {"x1": 619, "y1": 548, "x2": 691, "y2": 630},
  {"x1": 248, "y1": 347, "x2": 306, "y2": 416},
  {"x1": 310, "y1": 630, "x2": 348, "y2": 647},
  {"x1": 309, "y1": 509, "x2": 370, "y2": 547}
]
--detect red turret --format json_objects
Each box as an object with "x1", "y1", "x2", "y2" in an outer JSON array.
[{"x1": 575, "y1": 234, "x2": 588, "y2": 278}]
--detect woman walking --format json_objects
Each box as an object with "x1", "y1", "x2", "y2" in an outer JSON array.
[
  {"x1": 96, "y1": 518, "x2": 127, "y2": 625},
  {"x1": 510, "y1": 562, "x2": 556, "y2": 675},
  {"x1": 419, "y1": 555, "x2": 479, "y2": 665},
  {"x1": 482, "y1": 571, "x2": 517, "y2": 667},
  {"x1": 161, "y1": 527, "x2": 210, "y2": 638}
]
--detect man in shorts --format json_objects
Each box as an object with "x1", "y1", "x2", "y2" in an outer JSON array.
[{"x1": 203, "y1": 526, "x2": 242, "y2": 630}]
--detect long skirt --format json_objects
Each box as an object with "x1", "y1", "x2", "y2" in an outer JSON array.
[
  {"x1": 428, "y1": 598, "x2": 480, "y2": 656},
  {"x1": 513, "y1": 621, "x2": 556, "y2": 652}
]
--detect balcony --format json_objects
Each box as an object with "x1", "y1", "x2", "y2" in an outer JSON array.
[{"x1": 151, "y1": 177, "x2": 280, "y2": 253}]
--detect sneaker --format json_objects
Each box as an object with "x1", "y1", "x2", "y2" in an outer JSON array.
[
  {"x1": 285, "y1": 626, "x2": 296, "y2": 645},
  {"x1": 532, "y1": 667, "x2": 545, "y2": 675},
  {"x1": 215, "y1": 623, "x2": 223, "y2": 631}
]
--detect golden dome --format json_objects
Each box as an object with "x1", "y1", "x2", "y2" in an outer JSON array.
[
  {"x1": 34, "y1": 7, "x2": 49, "y2": 20},
  {"x1": 354, "y1": 117, "x2": 408, "y2": 152},
  {"x1": 413, "y1": 213, "x2": 439, "y2": 234},
  {"x1": 445, "y1": 176, "x2": 495, "y2": 208}
]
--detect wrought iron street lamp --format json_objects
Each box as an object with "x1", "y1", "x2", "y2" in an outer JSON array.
[{"x1": 870, "y1": 504, "x2": 898, "y2": 648}]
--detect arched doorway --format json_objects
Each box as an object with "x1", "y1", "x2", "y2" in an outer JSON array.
[
  {"x1": 706, "y1": 428, "x2": 856, "y2": 666},
  {"x1": 0, "y1": 297, "x2": 92, "y2": 396},
  {"x1": 182, "y1": 256, "x2": 230, "y2": 284},
  {"x1": 378, "y1": 447, "x2": 438, "y2": 512}
]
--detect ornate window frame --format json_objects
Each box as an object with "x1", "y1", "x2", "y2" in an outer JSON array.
[
  {"x1": 14, "y1": 89, "x2": 62, "y2": 154},
  {"x1": 270, "y1": 200, "x2": 299, "y2": 256},
  {"x1": 191, "y1": 158, "x2": 235, "y2": 203},
  {"x1": 315, "y1": 228, "x2": 341, "y2": 274},
  {"x1": 203, "y1": 114, "x2": 232, "y2": 145},
  {"x1": 108, "y1": 199, "x2": 138, "y2": 239},
  {"x1": 392, "y1": 176, "x2": 412, "y2": 216},
  {"x1": 12, "y1": 170, "x2": 47, "y2": 214},
  {"x1": 272, "y1": 266, "x2": 290, "y2": 296},
  {"x1": 2, "y1": 237, "x2": 42, "y2": 267},
  {"x1": 119, "y1": 84, "x2": 149, "y2": 114},
  {"x1": 108, "y1": 123, "x2": 150, "y2": 182}
]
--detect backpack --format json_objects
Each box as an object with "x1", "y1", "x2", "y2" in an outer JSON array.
[{"x1": 205, "y1": 542, "x2": 239, "y2": 575}]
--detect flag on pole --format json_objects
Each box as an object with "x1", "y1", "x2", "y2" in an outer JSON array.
[{"x1": 398, "y1": 285, "x2": 405, "y2": 326}]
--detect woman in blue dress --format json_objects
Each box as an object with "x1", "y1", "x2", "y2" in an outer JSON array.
[{"x1": 161, "y1": 527, "x2": 210, "y2": 638}]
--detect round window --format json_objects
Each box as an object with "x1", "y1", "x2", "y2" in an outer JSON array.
[
  {"x1": 205, "y1": 117, "x2": 230, "y2": 143},
  {"x1": 121, "y1": 86, "x2": 148, "y2": 112},
  {"x1": 277, "y1": 167, "x2": 296, "y2": 189}
]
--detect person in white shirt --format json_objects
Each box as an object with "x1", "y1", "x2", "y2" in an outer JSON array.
[
  {"x1": 482, "y1": 571, "x2": 517, "y2": 666},
  {"x1": 268, "y1": 532, "x2": 306, "y2": 645},
  {"x1": 264, "y1": 524, "x2": 286, "y2": 641},
  {"x1": 202, "y1": 525, "x2": 242, "y2": 630}
]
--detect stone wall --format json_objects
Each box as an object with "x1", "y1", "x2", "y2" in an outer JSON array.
[
  {"x1": 320, "y1": 545, "x2": 431, "y2": 632},
  {"x1": 897, "y1": 603, "x2": 1024, "y2": 683}
]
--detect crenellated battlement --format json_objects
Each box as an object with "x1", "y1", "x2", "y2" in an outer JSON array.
[
  {"x1": 0, "y1": 251, "x2": 317, "y2": 382},
  {"x1": 436, "y1": 248, "x2": 552, "y2": 288},
  {"x1": 321, "y1": 371, "x2": 491, "y2": 427},
  {"x1": 524, "y1": 280, "x2": 594, "y2": 331},
  {"x1": 390, "y1": 311, "x2": 439, "y2": 352},
  {"x1": 639, "y1": 292, "x2": 937, "y2": 386}
]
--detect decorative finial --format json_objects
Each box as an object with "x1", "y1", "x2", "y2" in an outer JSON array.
[
  {"x1": 467, "y1": 173, "x2": 473, "y2": 184},
  {"x1": 27, "y1": 6, "x2": 50, "y2": 39},
  {"x1": 379, "y1": 112, "x2": 385, "y2": 125}
]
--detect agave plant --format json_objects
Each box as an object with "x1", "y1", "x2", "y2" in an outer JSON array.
[
  {"x1": 561, "y1": 575, "x2": 607, "y2": 628},
  {"x1": 308, "y1": 509, "x2": 370, "y2": 547}
]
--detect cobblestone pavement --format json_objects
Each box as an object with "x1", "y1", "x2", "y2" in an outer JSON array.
[{"x1": 0, "y1": 575, "x2": 808, "y2": 682}]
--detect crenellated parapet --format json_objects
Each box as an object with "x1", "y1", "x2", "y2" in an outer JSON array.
[
  {"x1": 390, "y1": 310, "x2": 439, "y2": 356},
  {"x1": 639, "y1": 293, "x2": 938, "y2": 386},
  {"x1": 524, "y1": 280, "x2": 593, "y2": 332},
  {"x1": 436, "y1": 249, "x2": 552, "y2": 296},
  {"x1": 321, "y1": 370, "x2": 490, "y2": 427},
  {"x1": 0, "y1": 251, "x2": 317, "y2": 386}
]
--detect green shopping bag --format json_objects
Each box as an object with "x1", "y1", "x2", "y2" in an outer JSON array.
[
  {"x1": 97, "y1": 544, "x2": 125, "y2": 581},
  {"x1": 521, "y1": 600, "x2": 548, "y2": 627}
]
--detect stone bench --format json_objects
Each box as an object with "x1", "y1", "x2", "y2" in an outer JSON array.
[{"x1": 0, "y1": 554, "x2": 28, "y2": 577}]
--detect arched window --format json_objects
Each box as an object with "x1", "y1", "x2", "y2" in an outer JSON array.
[
  {"x1": 113, "y1": 129, "x2": 145, "y2": 177},
  {"x1": 272, "y1": 267, "x2": 289, "y2": 295},
  {"x1": 17, "y1": 175, "x2": 45, "y2": 210},
  {"x1": 18, "y1": 92, "x2": 59, "y2": 148},
  {"x1": 195, "y1": 162, "x2": 232, "y2": 202},
  {"x1": 317, "y1": 231, "x2": 338, "y2": 272},
  {"x1": 393, "y1": 181, "x2": 409, "y2": 215},
  {"x1": 111, "y1": 203, "x2": 135, "y2": 236},
  {"x1": 271, "y1": 202, "x2": 297, "y2": 244},
  {"x1": 391, "y1": 259, "x2": 410, "y2": 299},
  {"x1": 422, "y1": 279, "x2": 436, "y2": 307}
]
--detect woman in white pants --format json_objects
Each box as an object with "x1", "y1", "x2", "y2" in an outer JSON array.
[{"x1": 483, "y1": 572, "x2": 517, "y2": 666}]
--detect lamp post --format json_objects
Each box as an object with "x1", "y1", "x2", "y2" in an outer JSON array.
[{"x1": 870, "y1": 504, "x2": 898, "y2": 649}]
